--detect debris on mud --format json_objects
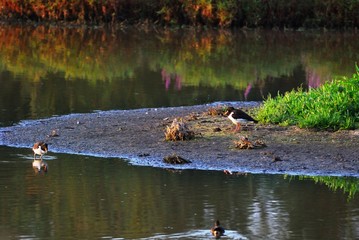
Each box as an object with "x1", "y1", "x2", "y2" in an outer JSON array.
[
  {"x1": 207, "y1": 106, "x2": 229, "y2": 116},
  {"x1": 213, "y1": 127, "x2": 222, "y2": 132},
  {"x1": 185, "y1": 112, "x2": 200, "y2": 121},
  {"x1": 223, "y1": 170, "x2": 248, "y2": 175},
  {"x1": 47, "y1": 129, "x2": 59, "y2": 137},
  {"x1": 165, "y1": 118, "x2": 195, "y2": 141},
  {"x1": 234, "y1": 136, "x2": 266, "y2": 149},
  {"x1": 163, "y1": 154, "x2": 192, "y2": 164}
]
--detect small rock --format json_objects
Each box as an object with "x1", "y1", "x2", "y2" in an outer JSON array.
[
  {"x1": 213, "y1": 127, "x2": 222, "y2": 132},
  {"x1": 47, "y1": 129, "x2": 59, "y2": 137},
  {"x1": 138, "y1": 153, "x2": 150, "y2": 157},
  {"x1": 272, "y1": 156, "x2": 283, "y2": 162}
]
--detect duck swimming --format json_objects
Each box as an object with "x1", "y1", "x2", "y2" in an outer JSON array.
[{"x1": 211, "y1": 220, "x2": 225, "y2": 238}]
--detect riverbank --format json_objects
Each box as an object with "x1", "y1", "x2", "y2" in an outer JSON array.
[{"x1": 1, "y1": 103, "x2": 359, "y2": 177}]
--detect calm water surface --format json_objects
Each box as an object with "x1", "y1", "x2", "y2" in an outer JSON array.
[
  {"x1": 0, "y1": 25, "x2": 358, "y2": 126},
  {"x1": 0, "y1": 146, "x2": 358, "y2": 239},
  {"x1": 0, "y1": 25, "x2": 359, "y2": 239}
]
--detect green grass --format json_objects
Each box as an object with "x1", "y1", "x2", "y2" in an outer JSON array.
[{"x1": 257, "y1": 66, "x2": 359, "y2": 130}]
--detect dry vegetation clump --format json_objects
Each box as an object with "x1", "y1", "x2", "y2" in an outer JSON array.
[
  {"x1": 165, "y1": 118, "x2": 195, "y2": 141},
  {"x1": 185, "y1": 112, "x2": 199, "y2": 121},
  {"x1": 163, "y1": 154, "x2": 191, "y2": 164},
  {"x1": 234, "y1": 136, "x2": 266, "y2": 149},
  {"x1": 207, "y1": 106, "x2": 230, "y2": 116}
]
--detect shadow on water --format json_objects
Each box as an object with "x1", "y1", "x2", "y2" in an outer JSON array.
[
  {"x1": 0, "y1": 25, "x2": 358, "y2": 126},
  {"x1": 0, "y1": 146, "x2": 358, "y2": 239}
]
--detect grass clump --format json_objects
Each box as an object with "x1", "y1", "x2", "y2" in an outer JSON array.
[{"x1": 257, "y1": 67, "x2": 359, "y2": 130}]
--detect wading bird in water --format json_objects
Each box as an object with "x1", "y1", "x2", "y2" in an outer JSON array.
[
  {"x1": 32, "y1": 141, "x2": 48, "y2": 160},
  {"x1": 226, "y1": 106, "x2": 258, "y2": 132}
]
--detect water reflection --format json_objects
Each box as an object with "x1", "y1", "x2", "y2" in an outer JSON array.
[
  {"x1": 0, "y1": 25, "x2": 358, "y2": 126},
  {"x1": 32, "y1": 159, "x2": 48, "y2": 173},
  {"x1": 0, "y1": 146, "x2": 358, "y2": 239}
]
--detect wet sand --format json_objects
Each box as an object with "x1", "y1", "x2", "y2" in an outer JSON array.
[{"x1": 1, "y1": 103, "x2": 359, "y2": 177}]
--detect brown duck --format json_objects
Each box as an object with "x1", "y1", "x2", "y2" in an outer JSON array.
[{"x1": 211, "y1": 220, "x2": 225, "y2": 238}]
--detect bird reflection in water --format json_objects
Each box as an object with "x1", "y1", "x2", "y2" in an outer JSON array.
[{"x1": 32, "y1": 159, "x2": 48, "y2": 173}]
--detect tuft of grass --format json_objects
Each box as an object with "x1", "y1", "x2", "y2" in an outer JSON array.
[{"x1": 257, "y1": 66, "x2": 359, "y2": 130}]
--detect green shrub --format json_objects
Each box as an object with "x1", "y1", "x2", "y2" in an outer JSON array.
[{"x1": 257, "y1": 66, "x2": 359, "y2": 130}]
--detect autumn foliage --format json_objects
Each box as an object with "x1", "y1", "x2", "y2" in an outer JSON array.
[{"x1": 0, "y1": 0, "x2": 358, "y2": 28}]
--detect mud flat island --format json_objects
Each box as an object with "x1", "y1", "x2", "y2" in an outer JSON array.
[{"x1": 1, "y1": 103, "x2": 359, "y2": 177}]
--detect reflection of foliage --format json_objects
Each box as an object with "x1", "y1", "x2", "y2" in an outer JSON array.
[
  {"x1": 0, "y1": 25, "x2": 358, "y2": 87},
  {"x1": 0, "y1": 26, "x2": 136, "y2": 82},
  {"x1": 289, "y1": 175, "x2": 359, "y2": 200},
  {"x1": 154, "y1": 30, "x2": 301, "y2": 89},
  {"x1": 2, "y1": 155, "x2": 357, "y2": 239},
  {"x1": 0, "y1": 25, "x2": 359, "y2": 125}
]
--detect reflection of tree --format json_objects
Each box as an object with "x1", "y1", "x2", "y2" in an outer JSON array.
[
  {"x1": 161, "y1": 68, "x2": 182, "y2": 91},
  {"x1": 1, "y1": 152, "x2": 358, "y2": 239},
  {"x1": 0, "y1": 26, "x2": 357, "y2": 88},
  {"x1": 292, "y1": 175, "x2": 359, "y2": 200},
  {"x1": 0, "y1": 26, "x2": 358, "y2": 126}
]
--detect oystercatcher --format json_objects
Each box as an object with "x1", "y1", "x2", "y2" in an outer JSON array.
[
  {"x1": 211, "y1": 220, "x2": 225, "y2": 238},
  {"x1": 226, "y1": 107, "x2": 257, "y2": 132},
  {"x1": 32, "y1": 141, "x2": 48, "y2": 160}
]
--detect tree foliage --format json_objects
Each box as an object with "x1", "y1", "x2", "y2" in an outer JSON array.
[{"x1": 0, "y1": 0, "x2": 358, "y2": 28}]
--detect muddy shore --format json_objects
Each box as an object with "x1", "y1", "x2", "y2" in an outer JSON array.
[{"x1": 1, "y1": 103, "x2": 359, "y2": 177}]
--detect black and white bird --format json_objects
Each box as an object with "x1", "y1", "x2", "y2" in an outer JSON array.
[
  {"x1": 32, "y1": 141, "x2": 48, "y2": 160},
  {"x1": 226, "y1": 106, "x2": 258, "y2": 132},
  {"x1": 210, "y1": 220, "x2": 225, "y2": 238}
]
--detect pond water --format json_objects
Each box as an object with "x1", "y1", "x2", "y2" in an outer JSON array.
[
  {"x1": 1, "y1": 146, "x2": 358, "y2": 239},
  {"x1": 0, "y1": 25, "x2": 358, "y2": 239},
  {"x1": 0, "y1": 25, "x2": 358, "y2": 126}
]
